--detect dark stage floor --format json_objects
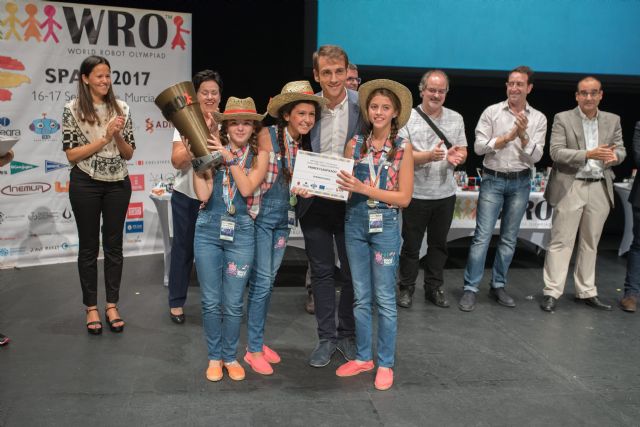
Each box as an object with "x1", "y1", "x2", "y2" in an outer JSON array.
[{"x1": 1, "y1": 239, "x2": 639, "y2": 426}]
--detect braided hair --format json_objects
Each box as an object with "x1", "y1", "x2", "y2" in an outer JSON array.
[
  {"x1": 360, "y1": 88, "x2": 401, "y2": 161},
  {"x1": 219, "y1": 120, "x2": 263, "y2": 167}
]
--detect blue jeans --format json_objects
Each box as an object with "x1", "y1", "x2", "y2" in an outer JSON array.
[
  {"x1": 345, "y1": 208, "x2": 400, "y2": 368},
  {"x1": 194, "y1": 209, "x2": 255, "y2": 362},
  {"x1": 246, "y1": 198, "x2": 290, "y2": 353},
  {"x1": 624, "y1": 206, "x2": 640, "y2": 296},
  {"x1": 463, "y1": 173, "x2": 530, "y2": 292}
]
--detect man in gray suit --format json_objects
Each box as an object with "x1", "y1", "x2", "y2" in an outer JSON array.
[
  {"x1": 541, "y1": 76, "x2": 626, "y2": 312},
  {"x1": 297, "y1": 45, "x2": 362, "y2": 367},
  {"x1": 621, "y1": 121, "x2": 640, "y2": 312}
]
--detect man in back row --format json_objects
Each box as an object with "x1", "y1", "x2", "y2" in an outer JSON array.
[
  {"x1": 397, "y1": 70, "x2": 467, "y2": 309},
  {"x1": 459, "y1": 66, "x2": 547, "y2": 312}
]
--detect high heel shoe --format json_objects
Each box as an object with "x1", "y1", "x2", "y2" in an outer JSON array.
[
  {"x1": 105, "y1": 306, "x2": 124, "y2": 333},
  {"x1": 86, "y1": 307, "x2": 102, "y2": 335}
]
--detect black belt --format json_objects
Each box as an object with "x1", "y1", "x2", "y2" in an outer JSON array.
[
  {"x1": 483, "y1": 167, "x2": 530, "y2": 180},
  {"x1": 576, "y1": 177, "x2": 603, "y2": 182}
]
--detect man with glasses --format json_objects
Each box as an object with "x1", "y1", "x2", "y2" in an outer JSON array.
[
  {"x1": 540, "y1": 76, "x2": 625, "y2": 312},
  {"x1": 397, "y1": 70, "x2": 467, "y2": 309},
  {"x1": 459, "y1": 66, "x2": 547, "y2": 312},
  {"x1": 298, "y1": 45, "x2": 362, "y2": 367},
  {"x1": 345, "y1": 63, "x2": 361, "y2": 91}
]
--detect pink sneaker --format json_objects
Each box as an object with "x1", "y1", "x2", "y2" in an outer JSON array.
[
  {"x1": 263, "y1": 345, "x2": 281, "y2": 364},
  {"x1": 336, "y1": 360, "x2": 374, "y2": 377},
  {"x1": 244, "y1": 352, "x2": 274, "y2": 375},
  {"x1": 374, "y1": 367, "x2": 394, "y2": 390}
]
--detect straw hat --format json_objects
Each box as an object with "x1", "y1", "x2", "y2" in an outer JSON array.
[
  {"x1": 267, "y1": 81, "x2": 327, "y2": 118},
  {"x1": 213, "y1": 97, "x2": 266, "y2": 122},
  {"x1": 357, "y1": 79, "x2": 413, "y2": 129}
]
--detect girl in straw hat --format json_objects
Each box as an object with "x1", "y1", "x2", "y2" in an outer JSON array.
[
  {"x1": 335, "y1": 79, "x2": 414, "y2": 391},
  {"x1": 243, "y1": 81, "x2": 326, "y2": 375},
  {"x1": 192, "y1": 97, "x2": 268, "y2": 382}
]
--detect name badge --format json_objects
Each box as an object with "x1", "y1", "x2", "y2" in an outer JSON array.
[
  {"x1": 220, "y1": 217, "x2": 236, "y2": 241},
  {"x1": 288, "y1": 209, "x2": 297, "y2": 228},
  {"x1": 369, "y1": 212, "x2": 383, "y2": 233}
]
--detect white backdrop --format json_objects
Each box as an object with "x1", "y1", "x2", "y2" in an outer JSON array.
[{"x1": 0, "y1": 0, "x2": 190, "y2": 268}]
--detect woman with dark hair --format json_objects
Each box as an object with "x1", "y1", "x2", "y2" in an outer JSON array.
[
  {"x1": 335, "y1": 79, "x2": 414, "y2": 390},
  {"x1": 168, "y1": 69, "x2": 223, "y2": 324},
  {"x1": 192, "y1": 97, "x2": 268, "y2": 382},
  {"x1": 63, "y1": 55, "x2": 135, "y2": 335},
  {"x1": 244, "y1": 81, "x2": 325, "y2": 375}
]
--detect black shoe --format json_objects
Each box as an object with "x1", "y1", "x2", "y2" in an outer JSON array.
[
  {"x1": 309, "y1": 339, "x2": 337, "y2": 367},
  {"x1": 105, "y1": 306, "x2": 125, "y2": 333},
  {"x1": 86, "y1": 307, "x2": 102, "y2": 335},
  {"x1": 575, "y1": 296, "x2": 612, "y2": 311},
  {"x1": 0, "y1": 333, "x2": 10, "y2": 346},
  {"x1": 304, "y1": 293, "x2": 315, "y2": 315},
  {"x1": 169, "y1": 309, "x2": 185, "y2": 324},
  {"x1": 458, "y1": 290, "x2": 477, "y2": 312},
  {"x1": 397, "y1": 288, "x2": 413, "y2": 308},
  {"x1": 489, "y1": 287, "x2": 516, "y2": 308},
  {"x1": 336, "y1": 337, "x2": 356, "y2": 361},
  {"x1": 540, "y1": 295, "x2": 557, "y2": 312},
  {"x1": 425, "y1": 287, "x2": 450, "y2": 308}
]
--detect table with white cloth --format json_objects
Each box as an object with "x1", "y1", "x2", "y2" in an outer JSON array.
[{"x1": 614, "y1": 182, "x2": 633, "y2": 256}]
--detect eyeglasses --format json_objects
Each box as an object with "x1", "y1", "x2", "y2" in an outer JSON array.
[
  {"x1": 577, "y1": 90, "x2": 601, "y2": 98},
  {"x1": 425, "y1": 87, "x2": 447, "y2": 95},
  {"x1": 506, "y1": 81, "x2": 527, "y2": 88},
  {"x1": 346, "y1": 77, "x2": 362, "y2": 84},
  {"x1": 199, "y1": 91, "x2": 219, "y2": 98}
]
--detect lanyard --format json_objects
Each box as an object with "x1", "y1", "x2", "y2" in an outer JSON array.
[
  {"x1": 222, "y1": 146, "x2": 249, "y2": 214},
  {"x1": 365, "y1": 136, "x2": 390, "y2": 191},
  {"x1": 283, "y1": 127, "x2": 298, "y2": 175}
]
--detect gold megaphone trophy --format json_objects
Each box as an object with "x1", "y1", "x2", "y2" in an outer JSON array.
[{"x1": 155, "y1": 81, "x2": 223, "y2": 172}]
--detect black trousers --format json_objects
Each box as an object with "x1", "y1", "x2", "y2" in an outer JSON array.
[
  {"x1": 69, "y1": 166, "x2": 132, "y2": 307},
  {"x1": 398, "y1": 195, "x2": 456, "y2": 293},
  {"x1": 300, "y1": 197, "x2": 355, "y2": 342},
  {"x1": 168, "y1": 190, "x2": 200, "y2": 308}
]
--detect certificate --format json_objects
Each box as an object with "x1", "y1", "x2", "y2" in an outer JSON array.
[{"x1": 291, "y1": 150, "x2": 354, "y2": 201}]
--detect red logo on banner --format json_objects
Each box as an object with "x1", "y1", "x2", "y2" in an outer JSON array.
[
  {"x1": 55, "y1": 181, "x2": 69, "y2": 192},
  {"x1": 130, "y1": 174, "x2": 145, "y2": 191},
  {"x1": 127, "y1": 202, "x2": 143, "y2": 219}
]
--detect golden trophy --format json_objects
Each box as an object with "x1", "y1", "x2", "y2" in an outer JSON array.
[{"x1": 155, "y1": 81, "x2": 222, "y2": 172}]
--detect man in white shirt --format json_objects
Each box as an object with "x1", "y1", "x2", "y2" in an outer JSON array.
[
  {"x1": 540, "y1": 76, "x2": 625, "y2": 312},
  {"x1": 396, "y1": 70, "x2": 467, "y2": 309},
  {"x1": 459, "y1": 66, "x2": 547, "y2": 312}
]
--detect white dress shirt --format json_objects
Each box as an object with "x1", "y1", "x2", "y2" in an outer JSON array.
[
  {"x1": 575, "y1": 108, "x2": 604, "y2": 179},
  {"x1": 319, "y1": 89, "x2": 349, "y2": 156},
  {"x1": 474, "y1": 100, "x2": 547, "y2": 172}
]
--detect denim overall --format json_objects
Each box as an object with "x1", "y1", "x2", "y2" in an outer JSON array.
[
  {"x1": 246, "y1": 126, "x2": 292, "y2": 353},
  {"x1": 344, "y1": 136, "x2": 401, "y2": 367},
  {"x1": 194, "y1": 150, "x2": 256, "y2": 362}
]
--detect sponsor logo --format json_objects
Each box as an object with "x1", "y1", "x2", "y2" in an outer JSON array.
[
  {"x1": 55, "y1": 181, "x2": 70, "y2": 192},
  {"x1": 0, "y1": 211, "x2": 25, "y2": 225},
  {"x1": 127, "y1": 202, "x2": 143, "y2": 219},
  {"x1": 125, "y1": 220, "x2": 143, "y2": 233},
  {"x1": 134, "y1": 159, "x2": 171, "y2": 166},
  {"x1": 129, "y1": 174, "x2": 145, "y2": 191},
  {"x1": 27, "y1": 207, "x2": 74, "y2": 223},
  {"x1": 0, "y1": 247, "x2": 28, "y2": 257},
  {"x1": 144, "y1": 117, "x2": 173, "y2": 134},
  {"x1": 61, "y1": 242, "x2": 79, "y2": 250},
  {"x1": 45, "y1": 160, "x2": 69, "y2": 173},
  {"x1": 1, "y1": 182, "x2": 51, "y2": 196},
  {"x1": 8, "y1": 161, "x2": 38, "y2": 175},
  {"x1": 0, "y1": 57, "x2": 30, "y2": 102},
  {"x1": 29, "y1": 114, "x2": 60, "y2": 139},
  {"x1": 0, "y1": 117, "x2": 10, "y2": 126}
]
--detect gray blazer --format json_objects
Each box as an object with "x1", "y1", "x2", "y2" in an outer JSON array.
[
  {"x1": 628, "y1": 121, "x2": 640, "y2": 208},
  {"x1": 544, "y1": 107, "x2": 626, "y2": 207},
  {"x1": 296, "y1": 88, "x2": 363, "y2": 219}
]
